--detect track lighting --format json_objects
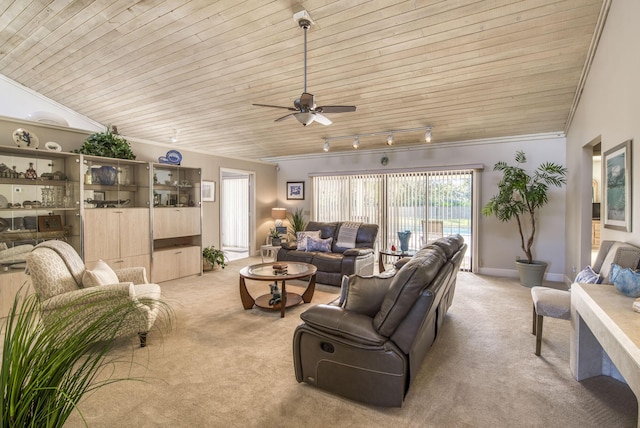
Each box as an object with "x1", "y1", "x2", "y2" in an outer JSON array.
[{"x1": 321, "y1": 126, "x2": 432, "y2": 152}]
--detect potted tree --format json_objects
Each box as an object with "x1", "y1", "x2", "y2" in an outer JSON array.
[
  {"x1": 202, "y1": 245, "x2": 227, "y2": 271},
  {"x1": 482, "y1": 150, "x2": 567, "y2": 287}
]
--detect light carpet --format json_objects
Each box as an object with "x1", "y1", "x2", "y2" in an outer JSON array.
[{"x1": 64, "y1": 257, "x2": 636, "y2": 427}]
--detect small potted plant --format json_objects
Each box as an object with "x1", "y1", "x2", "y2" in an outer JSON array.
[
  {"x1": 287, "y1": 207, "x2": 307, "y2": 239},
  {"x1": 202, "y1": 245, "x2": 227, "y2": 271},
  {"x1": 73, "y1": 125, "x2": 136, "y2": 160},
  {"x1": 269, "y1": 228, "x2": 282, "y2": 246}
]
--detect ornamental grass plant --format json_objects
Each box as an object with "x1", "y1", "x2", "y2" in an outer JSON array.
[{"x1": 1, "y1": 287, "x2": 172, "y2": 427}]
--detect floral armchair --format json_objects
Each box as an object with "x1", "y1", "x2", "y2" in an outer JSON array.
[{"x1": 26, "y1": 240, "x2": 162, "y2": 347}]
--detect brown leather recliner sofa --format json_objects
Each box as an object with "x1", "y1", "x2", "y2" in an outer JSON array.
[
  {"x1": 277, "y1": 221, "x2": 379, "y2": 286},
  {"x1": 293, "y1": 234, "x2": 467, "y2": 407}
]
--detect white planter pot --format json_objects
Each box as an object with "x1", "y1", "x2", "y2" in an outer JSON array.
[{"x1": 515, "y1": 260, "x2": 548, "y2": 287}]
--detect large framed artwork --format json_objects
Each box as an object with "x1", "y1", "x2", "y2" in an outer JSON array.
[
  {"x1": 603, "y1": 140, "x2": 632, "y2": 231},
  {"x1": 286, "y1": 181, "x2": 305, "y2": 200}
]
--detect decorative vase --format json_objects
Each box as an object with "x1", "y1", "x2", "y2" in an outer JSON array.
[
  {"x1": 92, "y1": 165, "x2": 117, "y2": 185},
  {"x1": 397, "y1": 230, "x2": 411, "y2": 252}
]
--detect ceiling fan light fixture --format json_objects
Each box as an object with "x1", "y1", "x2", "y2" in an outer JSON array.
[
  {"x1": 294, "y1": 112, "x2": 315, "y2": 126},
  {"x1": 323, "y1": 139, "x2": 330, "y2": 152},
  {"x1": 352, "y1": 136, "x2": 360, "y2": 149},
  {"x1": 425, "y1": 128, "x2": 432, "y2": 143},
  {"x1": 387, "y1": 133, "x2": 394, "y2": 146}
]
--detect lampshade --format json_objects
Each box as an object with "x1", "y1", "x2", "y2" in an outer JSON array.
[{"x1": 271, "y1": 208, "x2": 287, "y2": 219}]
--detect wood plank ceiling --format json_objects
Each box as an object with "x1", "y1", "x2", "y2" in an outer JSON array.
[{"x1": 0, "y1": 0, "x2": 606, "y2": 160}]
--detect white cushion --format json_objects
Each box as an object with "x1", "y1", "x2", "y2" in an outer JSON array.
[
  {"x1": 531, "y1": 286, "x2": 571, "y2": 320},
  {"x1": 82, "y1": 260, "x2": 119, "y2": 288}
]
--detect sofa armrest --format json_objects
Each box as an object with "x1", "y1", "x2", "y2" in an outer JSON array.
[
  {"x1": 300, "y1": 304, "x2": 387, "y2": 346},
  {"x1": 343, "y1": 247, "x2": 374, "y2": 256},
  {"x1": 280, "y1": 241, "x2": 298, "y2": 250},
  {"x1": 115, "y1": 267, "x2": 148, "y2": 285},
  {"x1": 41, "y1": 283, "x2": 133, "y2": 311}
]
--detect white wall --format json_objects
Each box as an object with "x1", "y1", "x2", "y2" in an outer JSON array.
[
  {"x1": 271, "y1": 134, "x2": 567, "y2": 280},
  {"x1": 565, "y1": 0, "x2": 640, "y2": 280},
  {"x1": 0, "y1": 75, "x2": 103, "y2": 132}
]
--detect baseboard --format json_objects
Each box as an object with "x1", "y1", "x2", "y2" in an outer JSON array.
[{"x1": 477, "y1": 267, "x2": 565, "y2": 283}]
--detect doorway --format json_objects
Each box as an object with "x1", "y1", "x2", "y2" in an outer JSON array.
[
  {"x1": 220, "y1": 169, "x2": 254, "y2": 261},
  {"x1": 592, "y1": 143, "x2": 602, "y2": 263}
]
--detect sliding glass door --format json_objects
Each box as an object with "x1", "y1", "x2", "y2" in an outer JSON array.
[{"x1": 312, "y1": 169, "x2": 473, "y2": 271}]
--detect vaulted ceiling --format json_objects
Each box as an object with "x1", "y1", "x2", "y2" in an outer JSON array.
[{"x1": 0, "y1": 0, "x2": 606, "y2": 160}]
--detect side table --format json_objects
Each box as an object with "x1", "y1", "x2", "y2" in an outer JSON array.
[
  {"x1": 260, "y1": 244, "x2": 281, "y2": 262},
  {"x1": 378, "y1": 249, "x2": 417, "y2": 272}
]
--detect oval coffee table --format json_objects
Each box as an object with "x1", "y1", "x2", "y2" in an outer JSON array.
[{"x1": 239, "y1": 262, "x2": 317, "y2": 318}]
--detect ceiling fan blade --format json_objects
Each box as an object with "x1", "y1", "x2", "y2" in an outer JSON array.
[
  {"x1": 313, "y1": 112, "x2": 332, "y2": 125},
  {"x1": 317, "y1": 105, "x2": 357, "y2": 113},
  {"x1": 299, "y1": 92, "x2": 315, "y2": 109},
  {"x1": 253, "y1": 103, "x2": 297, "y2": 111},
  {"x1": 275, "y1": 113, "x2": 295, "y2": 122}
]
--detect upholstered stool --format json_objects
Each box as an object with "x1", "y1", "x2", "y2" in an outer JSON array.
[{"x1": 531, "y1": 286, "x2": 571, "y2": 356}]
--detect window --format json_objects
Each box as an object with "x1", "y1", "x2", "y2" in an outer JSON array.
[{"x1": 312, "y1": 169, "x2": 473, "y2": 271}]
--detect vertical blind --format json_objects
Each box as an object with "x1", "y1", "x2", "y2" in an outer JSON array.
[
  {"x1": 221, "y1": 177, "x2": 249, "y2": 249},
  {"x1": 312, "y1": 170, "x2": 473, "y2": 271}
]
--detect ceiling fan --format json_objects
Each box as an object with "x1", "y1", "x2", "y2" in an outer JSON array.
[{"x1": 253, "y1": 12, "x2": 356, "y2": 126}]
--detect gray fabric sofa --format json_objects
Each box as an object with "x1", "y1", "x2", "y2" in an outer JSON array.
[
  {"x1": 293, "y1": 234, "x2": 467, "y2": 406},
  {"x1": 277, "y1": 221, "x2": 379, "y2": 286}
]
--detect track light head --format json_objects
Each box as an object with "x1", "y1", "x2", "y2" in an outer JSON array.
[
  {"x1": 352, "y1": 136, "x2": 360, "y2": 149},
  {"x1": 387, "y1": 133, "x2": 394, "y2": 146},
  {"x1": 425, "y1": 128, "x2": 432, "y2": 143},
  {"x1": 323, "y1": 139, "x2": 330, "y2": 152}
]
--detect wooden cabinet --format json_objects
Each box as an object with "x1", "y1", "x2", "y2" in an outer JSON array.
[
  {"x1": 151, "y1": 164, "x2": 202, "y2": 282},
  {"x1": 153, "y1": 207, "x2": 200, "y2": 240},
  {"x1": 592, "y1": 220, "x2": 601, "y2": 249},
  {"x1": 84, "y1": 208, "x2": 151, "y2": 273},
  {"x1": 151, "y1": 245, "x2": 201, "y2": 283}
]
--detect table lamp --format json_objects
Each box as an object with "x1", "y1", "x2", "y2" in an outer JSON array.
[{"x1": 271, "y1": 208, "x2": 287, "y2": 227}]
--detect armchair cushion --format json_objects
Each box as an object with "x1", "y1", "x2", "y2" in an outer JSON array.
[
  {"x1": 82, "y1": 260, "x2": 119, "y2": 288},
  {"x1": 342, "y1": 273, "x2": 395, "y2": 317}
]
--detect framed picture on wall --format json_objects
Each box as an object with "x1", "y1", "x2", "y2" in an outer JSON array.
[
  {"x1": 603, "y1": 139, "x2": 632, "y2": 231},
  {"x1": 286, "y1": 181, "x2": 305, "y2": 200},
  {"x1": 202, "y1": 180, "x2": 215, "y2": 202}
]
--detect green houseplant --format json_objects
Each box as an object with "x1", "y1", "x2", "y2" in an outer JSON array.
[
  {"x1": 1, "y1": 287, "x2": 171, "y2": 427},
  {"x1": 287, "y1": 207, "x2": 307, "y2": 239},
  {"x1": 269, "y1": 228, "x2": 282, "y2": 246},
  {"x1": 202, "y1": 245, "x2": 227, "y2": 270},
  {"x1": 73, "y1": 125, "x2": 136, "y2": 160},
  {"x1": 482, "y1": 150, "x2": 567, "y2": 286}
]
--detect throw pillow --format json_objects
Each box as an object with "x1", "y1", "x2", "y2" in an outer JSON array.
[
  {"x1": 296, "y1": 230, "x2": 321, "y2": 251},
  {"x1": 306, "y1": 236, "x2": 332, "y2": 252},
  {"x1": 82, "y1": 260, "x2": 119, "y2": 288},
  {"x1": 575, "y1": 265, "x2": 602, "y2": 284},
  {"x1": 610, "y1": 263, "x2": 640, "y2": 297},
  {"x1": 342, "y1": 275, "x2": 392, "y2": 317}
]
